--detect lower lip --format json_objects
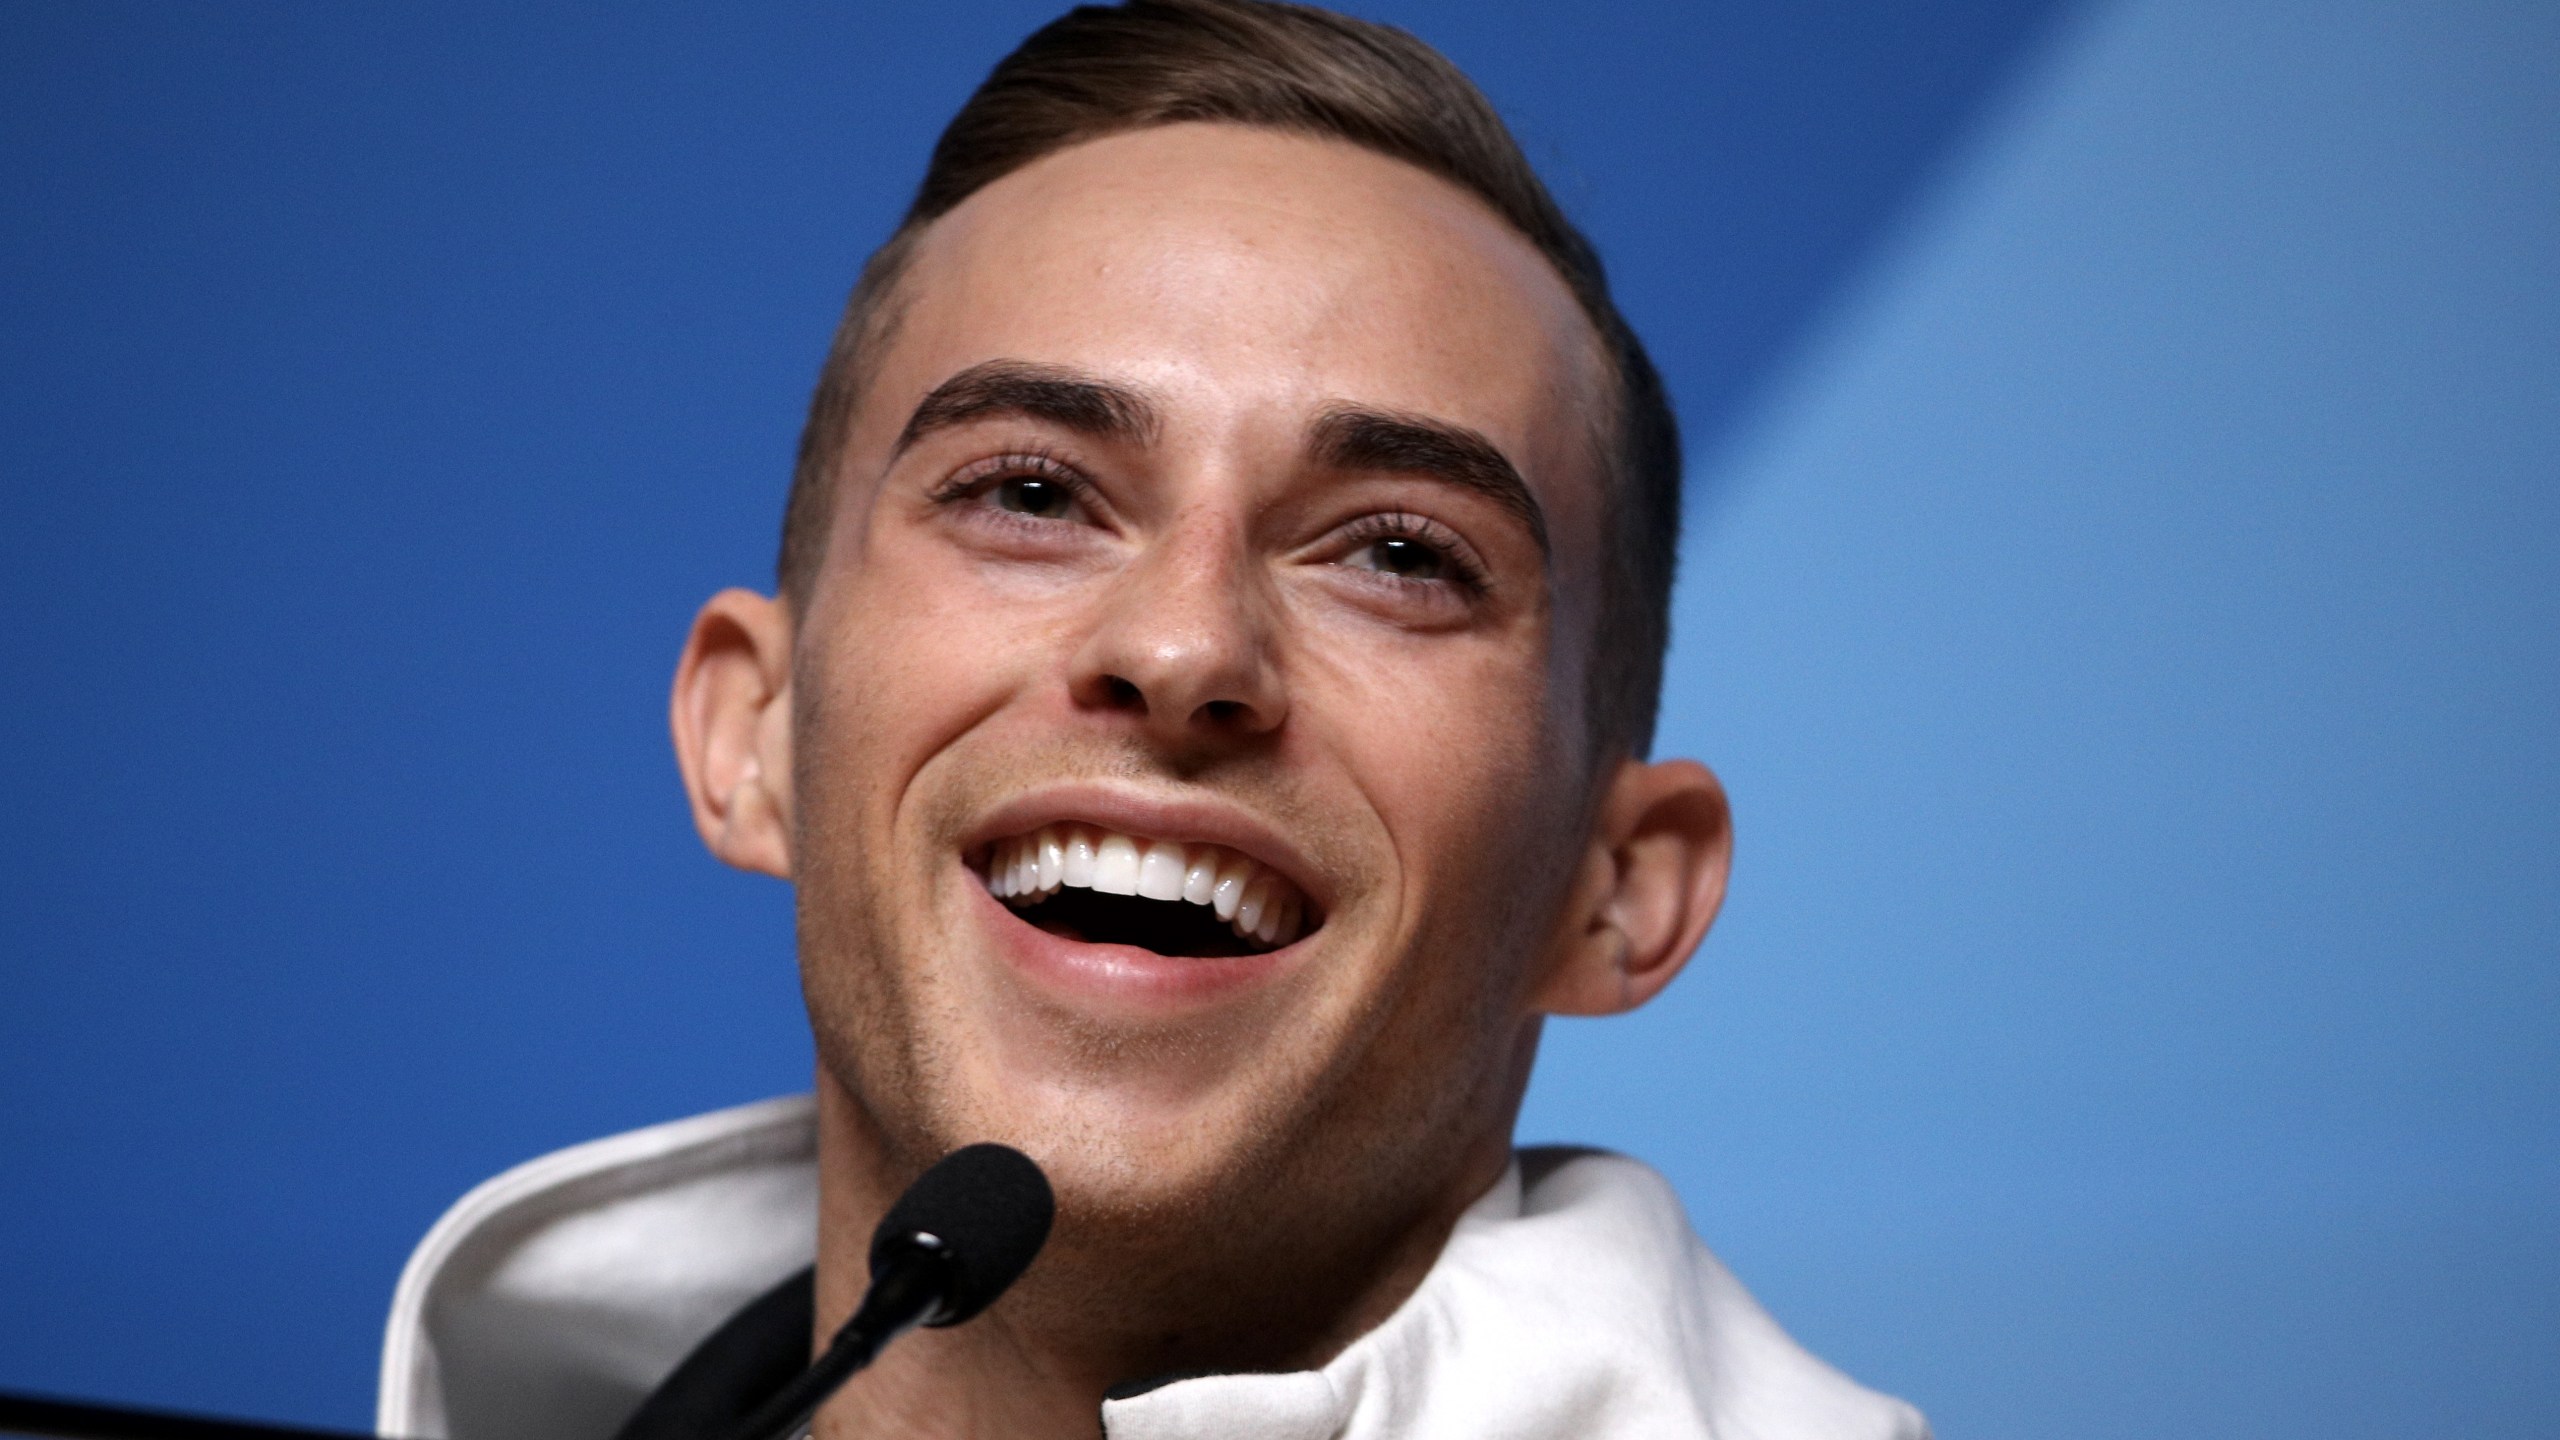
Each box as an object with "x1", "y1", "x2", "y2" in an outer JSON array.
[{"x1": 968, "y1": 879, "x2": 1303, "y2": 1013}]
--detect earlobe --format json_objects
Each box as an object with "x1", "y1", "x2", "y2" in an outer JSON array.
[
  {"x1": 1532, "y1": 758, "x2": 1732, "y2": 1017},
  {"x1": 670, "y1": 588, "x2": 797, "y2": 879}
]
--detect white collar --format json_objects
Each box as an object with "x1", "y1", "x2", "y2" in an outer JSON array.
[{"x1": 379, "y1": 1095, "x2": 1925, "y2": 1440}]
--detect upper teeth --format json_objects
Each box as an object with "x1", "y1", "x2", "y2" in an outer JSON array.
[{"x1": 984, "y1": 823, "x2": 1310, "y2": 949}]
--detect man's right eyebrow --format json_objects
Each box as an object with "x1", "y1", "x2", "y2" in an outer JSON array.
[{"x1": 892, "y1": 360, "x2": 1162, "y2": 457}]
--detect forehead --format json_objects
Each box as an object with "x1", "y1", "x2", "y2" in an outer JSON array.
[{"x1": 861, "y1": 123, "x2": 1609, "y2": 524}]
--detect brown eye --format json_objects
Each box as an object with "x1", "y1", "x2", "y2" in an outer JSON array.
[
  {"x1": 1346, "y1": 536, "x2": 1448, "y2": 581},
  {"x1": 993, "y1": 475, "x2": 1076, "y2": 519}
]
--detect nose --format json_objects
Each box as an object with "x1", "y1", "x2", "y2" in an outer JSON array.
[{"x1": 1068, "y1": 515, "x2": 1286, "y2": 748}]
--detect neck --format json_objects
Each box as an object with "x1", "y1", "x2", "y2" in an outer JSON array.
[{"x1": 801, "y1": 1076, "x2": 1513, "y2": 1440}]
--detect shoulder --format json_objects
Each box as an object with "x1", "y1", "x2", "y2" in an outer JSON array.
[
  {"x1": 1325, "y1": 1147, "x2": 1930, "y2": 1440},
  {"x1": 378, "y1": 1095, "x2": 820, "y2": 1440}
]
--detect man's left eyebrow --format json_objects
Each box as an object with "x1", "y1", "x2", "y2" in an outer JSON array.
[{"x1": 1308, "y1": 406, "x2": 1550, "y2": 558}]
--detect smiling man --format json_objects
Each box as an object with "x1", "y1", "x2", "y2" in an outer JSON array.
[{"x1": 377, "y1": 4, "x2": 1926, "y2": 1438}]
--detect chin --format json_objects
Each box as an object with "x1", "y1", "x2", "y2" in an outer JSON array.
[
  {"x1": 948, "y1": 1044, "x2": 1319, "y2": 1214},
  {"x1": 810, "y1": 973, "x2": 1295, "y2": 1199}
]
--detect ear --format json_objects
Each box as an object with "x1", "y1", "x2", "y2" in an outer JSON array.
[
  {"x1": 670, "y1": 588, "x2": 796, "y2": 879},
  {"x1": 1530, "y1": 758, "x2": 1732, "y2": 1016}
]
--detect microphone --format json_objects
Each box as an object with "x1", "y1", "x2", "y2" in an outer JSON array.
[{"x1": 719, "y1": 1142, "x2": 1053, "y2": 1440}]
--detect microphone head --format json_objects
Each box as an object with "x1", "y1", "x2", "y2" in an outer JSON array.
[{"x1": 869, "y1": 1142, "x2": 1055, "y2": 1326}]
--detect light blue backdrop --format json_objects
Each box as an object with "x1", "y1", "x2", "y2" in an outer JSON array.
[
  {"x1": 3, "y1": 2, "x2": 2553, "y2": 1436},
  {"x1": 1518, "y1": 3, "x2": 2560, "y2": 1432}
]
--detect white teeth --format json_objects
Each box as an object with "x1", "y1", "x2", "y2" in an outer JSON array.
[
  {"x1": 991, "y1": 834, "x2": 1058, "y2": 903},
  {"x1": 1236, "y1": 873, "x2": 1272, "y2": 938},
  {"x1": 984, "y1": 822, "x2": 1312, "y2": 949},
  {"x1": 1092, "y1": 833, "x2": 1141, "y2": 895},
  {"x1": 1137, "y1": 840, "x2": 1187, "y2": 900},
  {"x1": 1211, "y1": 851, "x2": 1252, "y2": 920}
]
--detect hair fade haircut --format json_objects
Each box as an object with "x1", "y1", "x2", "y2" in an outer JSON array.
[{"x1": 778, "y1": 0, "x2": 1682, "y2": 760}]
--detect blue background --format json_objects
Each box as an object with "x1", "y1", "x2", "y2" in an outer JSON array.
[{"x1": 4, "y1": 2, "x2": 2554, "y2": 1435}]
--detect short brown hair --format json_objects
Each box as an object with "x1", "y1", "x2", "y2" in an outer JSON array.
[{"x1": 778, "y1": 0, "x2": 1681, "y2": 759}]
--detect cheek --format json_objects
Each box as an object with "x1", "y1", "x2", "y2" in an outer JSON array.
[
  {"x1": 814, "y1": 537, "x2": 1044, "y2": 749},
  {"x1": 1297, "y1": 629, "x2": 1574, "y2": 1112},
  {"x1": 1294, "y1": 613, "x2": 1572, "y2": 913},
  {"x1": 791, "y1": 569, "x2": 1010, "y2": 880}
]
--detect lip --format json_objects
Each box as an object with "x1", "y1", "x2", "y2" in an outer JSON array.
[
  {"x1": 961, "y1": 782, "x2": 1334, "y2": 914},
  {"x1": 958, "y1": 782, "x2": 1332, "y2": 1016},
  {"x1": 968, "y1": 880, "x2": 1307, "y2": 1015}
]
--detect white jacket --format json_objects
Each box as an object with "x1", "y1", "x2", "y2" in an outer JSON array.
[{"x1": 379, "y1": 1094, "x2": 1928, "y2": 1440}]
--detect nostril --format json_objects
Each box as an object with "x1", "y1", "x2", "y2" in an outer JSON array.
[
  {"x1": 1202, "y1": 699, "x2": 1243, "y2": 724},
  {"x1": 1102, "y1": 675, "x2": 1144, "y2": 709}
]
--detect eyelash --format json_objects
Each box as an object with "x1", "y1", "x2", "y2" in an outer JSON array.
[
  {"x1": 1334, "y1": 511, "x2": 1489, "y2": 594},
  {"x1": 927, "y1": 447, "x2": 1097, "y2": 511}
]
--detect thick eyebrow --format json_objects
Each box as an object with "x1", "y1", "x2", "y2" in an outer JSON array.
[
  {"x1": 893, "y1": 360, "x2": 1161, "y2": 457},
  {"x1": 1308, "y1": 406, "x2": 1550, "y2": 558}
]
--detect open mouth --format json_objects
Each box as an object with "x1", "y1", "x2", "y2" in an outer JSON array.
[{"x1": 980, "y1": 823, "x2": 1316, "y2": 958}]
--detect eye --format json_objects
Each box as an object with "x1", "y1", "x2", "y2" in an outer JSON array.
[
  {"x1": 1325, "y1": 512, "x2": 1486, "y2": 597},
  {"x1": 928, "y1": 450, "x2": 1100, "y2": 528},
  {"x1": 1343, "y1": 535, "x2": 1450, "y2": 582},
  {"x1": 992, "y1": 475, "x2": 1077, "y2": 519}
]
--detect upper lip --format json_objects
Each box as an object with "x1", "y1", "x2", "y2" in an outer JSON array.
[{"x1": 962, "y1": 782, "x2": 1335, "y2": 915}]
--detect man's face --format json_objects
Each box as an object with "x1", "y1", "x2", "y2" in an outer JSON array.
[{"x1": 788, "y1": 123, "x2": 1615, "y2": 1233}]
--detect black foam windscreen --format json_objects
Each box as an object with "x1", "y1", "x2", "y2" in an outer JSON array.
[{"x1": 868, "y1": 1143, "x2": 1055, "y2": 1326}]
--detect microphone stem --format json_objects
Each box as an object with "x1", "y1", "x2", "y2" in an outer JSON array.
[{"x1": 717, "y1": 1257, "x2": 946, "y2": 1440}]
